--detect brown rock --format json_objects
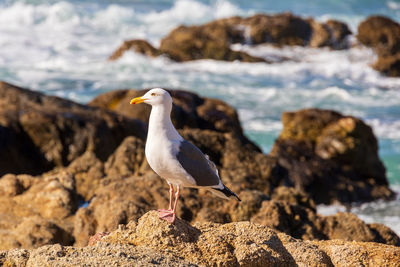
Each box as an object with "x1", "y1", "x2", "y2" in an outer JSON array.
[
  {"x1": 111, "y1": 13, "x2": 351, "y2": 62},
  {"x1": 373, "y1": 53, "x2": 400, "y2": 77},
  {"x1": 0, "y1": 173, "x2": 77, "y2": 250},
  {"x1": 270, "y1": 108, "x2": 393, "y2": 204},
  {"x1": 357, "y1": 16, "x2": 400, "y2": 77},
  {"x1": 314, "y1": 239, "x2": 400, "y2": 266},
  {"x1": 105, "y1": 136, "x2": 147, "y2": 178},
  {"x1": 73, "y1": 174, "x2": 169, "y2": 246},
  {"x1": 63, "y1": 151, "x2": 105, "y2": 201},
  {"x1": 108, "y1": 39, "x2": 161, "y2": 60},
  {"x1": 0, "y1": 81, "x2": 146, "y2": 176},
  {"x1": 3, "y1": 212, "x2": 399, "y2": 266},
  {"x1": 368, "y1": 223, "x2": 400, "y2": 246},
  {"x1": 159, "y1": 22, "x2": 266, "y2": 62},
  {"x1": 1, "y1": 244, "x2": 195, "y2": 266}
]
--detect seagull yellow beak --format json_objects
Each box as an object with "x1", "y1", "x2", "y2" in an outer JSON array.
[{"x1": 130, "y1": 96, "x2": 146, "y2": 105}]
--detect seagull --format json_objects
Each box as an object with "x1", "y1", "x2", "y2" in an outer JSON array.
[{"x1": 130, "y1": 88, "x2": 240, "y2": 223}]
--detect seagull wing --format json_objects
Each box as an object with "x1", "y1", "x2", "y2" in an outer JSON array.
[{"x1": 176, "y1": 140, "x2": 221, "y2": 187}]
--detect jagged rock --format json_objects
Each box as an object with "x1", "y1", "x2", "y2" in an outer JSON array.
[
  {"x1": 0, "y1": 244, "x2": 194, "y2": 266},
  {"x1": 0, "y1": 173, "x2": 77, "y2": 250},
  {"x1": 357, "y1": 16, "x2": 400, "y2": 77},
  {"x1": 110, "y1": 13, "x2": 351, "y2": 62},
  {"x1": 314, "y1": 239, "x2": 400, "y2": 266},
  {"x1": 63, "y1": 151, "x2": 105, "y2": 201},
  {"x1": 73, "y1": 174, "x2": 169, "y2": 246},
  {"x1": 104, "y1": 136, "x2": 147, "y2": 178},
  {"x1": 270, "y1": 108, "x2": 393, "y2": 204},
  {"x1": 0, "y1": 81, "x2": 146, "y2": 176}
]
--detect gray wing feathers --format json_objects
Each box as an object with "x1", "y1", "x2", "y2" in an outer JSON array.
[{"x1": 176, "y1": 140, "x2": 221, "y2": 186}]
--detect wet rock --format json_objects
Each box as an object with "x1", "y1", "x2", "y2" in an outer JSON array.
[
  {"x1": 0, "y1": 81, "x2": 145, "y2": 176},
  {"x1": 159, "y1": 24, "x2": 267, "y2": 62},
  {"x1": 309, "y1": 19, "x2": 352, "y2": 49},
  {"x1": 108, "y1": 39, "x2": 161, "y2": 60},
  {"x1": 270, "y1": 108, "x2": 393, "y2": 204},
  {"x1": 110, "y1": 13, "x2": 351, "y2": 62},
  {"x1": 357, "y1": 16, "x2": 400, "y2": 77}
]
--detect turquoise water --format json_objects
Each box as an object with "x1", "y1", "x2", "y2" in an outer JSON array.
[{"x1": 0, "y1": 0, "x2": 399, "y2": 185}]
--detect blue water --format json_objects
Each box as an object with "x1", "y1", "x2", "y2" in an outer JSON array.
[{"x1": 0, "y1": 0, "x2": 399, "y2": 232}]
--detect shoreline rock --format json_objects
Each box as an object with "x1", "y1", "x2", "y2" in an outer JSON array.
[
  {"x1": 357, "y1": 15, "x2": 400, "y2": 77},
  {"x1": 2, "y1": 211, "x2": 399, "y2": 266},
  {"x1": 0, "y1": 82, "x2": 398, "y2": 258},
  {"x1": 109, "y1": 13, "x2": 351, "y2": 62}
]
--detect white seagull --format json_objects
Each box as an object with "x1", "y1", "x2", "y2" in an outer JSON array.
[{"x1": 130, "y1": 88, "x2": 240, "y2": 223}]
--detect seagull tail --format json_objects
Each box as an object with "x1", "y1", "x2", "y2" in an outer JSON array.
[{"x1": 209, "y1": 185, "x2": 241, "y2": 201}]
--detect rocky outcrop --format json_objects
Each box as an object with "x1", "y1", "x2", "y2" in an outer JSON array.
[
  {"x1": 357, "y1": 16, "x2": 400, "y2": 77},
  {"x1": 110, "y1": 13, "x2": 351, "y2": 62},
  {"x1": 270, "y1": 108, "x2": 394, "y2": 204},
  {"x1": 0, "y1": 83, "x2": 397, "y2": 253},
  {"x1": 3, "y1": 211, "x2": 399, "y2": 266},
  {"x1": 0, "y1": 81, "x2": 145, "y2": 176},
  {"x1": 0, "y1": 173, "x2": 76, "y2": 250}
]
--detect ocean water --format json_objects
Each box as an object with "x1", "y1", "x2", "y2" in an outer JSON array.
[{"x1": 0, "y1": 0, "x2": 399, "y2": 233}]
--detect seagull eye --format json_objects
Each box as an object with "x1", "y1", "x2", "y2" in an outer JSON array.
[{"x1": 151, "y1": 93, "x2": 156, "y2": 96}]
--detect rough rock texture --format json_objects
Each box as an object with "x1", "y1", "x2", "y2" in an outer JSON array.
[
  {"x1": 110, "y1": 13, "x2": 351, "y2": 62},
  {"x1": 0, "y1": 173, "x2": 76, "y2": 250},
  {"x1": 270, "y1": 108, "x2": 393, "y2": 204},
  {"x1": 0, "y1": 81, "x2": 145, "y2": 176},
  {"x1": 4, "y1": 212, "x2": 398, "y2": 267},
  {"x1": 357, "y1": 16, "x2": 400, "y2": 76}
]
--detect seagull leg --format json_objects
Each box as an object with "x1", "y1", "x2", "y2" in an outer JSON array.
[
  {"x1": 158, "y1": 185, "x2": 180, "y2": 223},
  {"x1": 158, "y1": 183, "x2": 176, "y2": 222}
]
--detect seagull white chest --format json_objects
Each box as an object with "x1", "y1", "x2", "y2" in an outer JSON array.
[{"x1": 145, "y1": 136, "x2": 196, "y2": 187}]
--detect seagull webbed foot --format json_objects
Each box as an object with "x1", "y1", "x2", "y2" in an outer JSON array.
[{"x1": 157, "y1": 209, "x2": 176, "y2": 223}]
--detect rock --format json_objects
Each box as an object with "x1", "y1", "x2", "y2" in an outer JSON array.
[
  {"x1": 1, "y1": 244, "x2": 194, "y2": 266},
  {"x1": 63, "y1": 151, "x2": 105, "y2": 201},
  {"x1": 357, "y1": 16, "x2": 400, "y2": 77},
  {"x1": 108, "y1": 39, "x2": 161, "y2": 60},
  {"x1": 357, "y1": 16, "x2": 400, "y2": 56},
  {"x1": 73, "y1": 174, "x2": 169, "y2": 246},
  {"x1": 368, "y1": 223, "x2": 400, "y2": 247},
  {"x1": 105, "y1": 136, "x2": 147, "y2": 178},
  {"x1": 270, "y1": 108, "x2": 393, "y2": 204},
  {"x1": 314, "y1": 239, "x2": 400, "y2": 266},
  {"x1": 159, "y1": 25, "x2": 266, "y2": 62},
  {"x1": 373, "y1": 53, "x2": 400, "y2": 77},
  {"x1": 110, "y1": 13, "x2": 351, "y2": 62},
  {"x1": 0, "y1": 173, "x2": 77, "y2": 250},
  {"x1": 3, "y1": 212, "x2": 399, "y2": 266},
  {"x1": 0, "y1": 81, "x2": 146, "y2": 176},
  {"x1": 251, "y1": 200, "x2": 324, "y2": 241}
]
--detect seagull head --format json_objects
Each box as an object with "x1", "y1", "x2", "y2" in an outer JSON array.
[{"x1": 130, "y1": 88, "x2": 172, "y2": 107}]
